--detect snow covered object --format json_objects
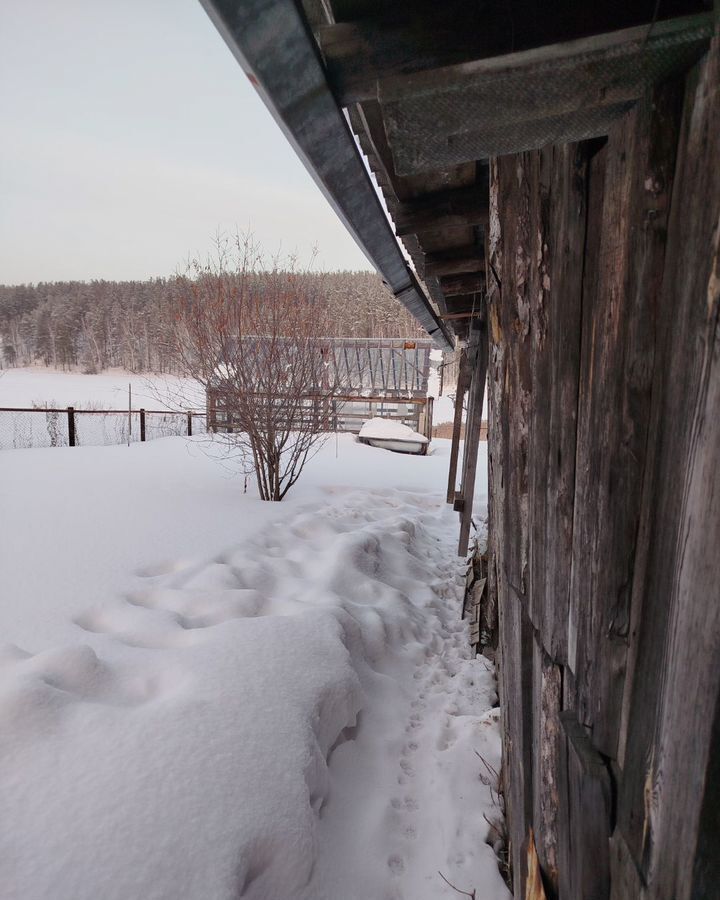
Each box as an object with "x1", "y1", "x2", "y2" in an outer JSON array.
[{"x1": 358, "y1": 416, "x2": 430, "y2": 455}]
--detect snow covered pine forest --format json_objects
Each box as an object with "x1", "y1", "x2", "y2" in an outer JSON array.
[{"x1": 0, "y1": 363, "x2": 506, "y2": 900}]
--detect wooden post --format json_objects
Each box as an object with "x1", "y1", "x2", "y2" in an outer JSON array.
[
  {"x1": 458, "y1": 325, "x2": 488, "y2": 556},
  {"x1": 446, "y1": 350, "x2": 469, "y2": 503},
  {"x1": 425, "y1": 395, "x2": 434, "y2": 440},
  {"x1": 140, "y1": 409, "x2": 146, "y2": 442},
  {"x1": 208, "y1": 392, "x2": 217, "y2": 433},
  {"x1": 67, "y1": 407, "x2": 75, "y2": 447},
  {"x1": 187, "y1": 411, "x2": 193, "y2": 437}
]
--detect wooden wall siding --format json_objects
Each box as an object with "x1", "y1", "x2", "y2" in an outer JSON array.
[
  {"x1": 570, "y1": 79, "x2": 685, "y2": 763},
  {"x1": 528, "y1": 144, "x2": 587, "y2": 665},
  {"x1": 616, "y1": 34, "x2": 720, "y2": 897},
  {"x1": 487, "y1": 29, "x2": 719, "y2": 900},
  {"x1": 487, "y1": 154, "x2": 535, "y2": 897},
  {"x1": 532, "y1": 638, "x2": 563, "y2": 897}
]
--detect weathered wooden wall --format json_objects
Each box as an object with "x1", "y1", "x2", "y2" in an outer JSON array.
[{"x1": 486, "y1": 30, "x2": 720, "y2": 900}]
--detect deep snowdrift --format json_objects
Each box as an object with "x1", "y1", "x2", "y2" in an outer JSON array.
[{"x1": 0, "y1": 435, "x2": 504, "y2": 900}]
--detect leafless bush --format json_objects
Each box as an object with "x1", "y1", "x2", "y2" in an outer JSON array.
[{"x1": 165, "y1": 235, "x2": 357, "y2": 500}]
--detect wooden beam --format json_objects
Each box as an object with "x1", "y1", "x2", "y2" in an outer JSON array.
[
  {"x1": 446, "y1": 350, "x2": 469, "y2": 504},
  {"x1": 439, "y1": 311, "x2": 484, "y2": 321},
  {"x1": 425, "y1": 246, "x2": 485, "y2": 277},
  {"x1": 317, "y1": 5, "x2": 709, "y2": 105},
  {"x1": 394, "y1": 185, "x2": 489, "y2": 236},
  {"x1": 458, "y1": 324, "x2": 488, "y2": 555},
  {"x1": 440, "y1": 273, "x2": 486, "y2": 296}
]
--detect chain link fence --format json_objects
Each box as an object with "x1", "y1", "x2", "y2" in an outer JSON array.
[{"x1": 0, "y1": 408, "x2": 207, "y2": 451}]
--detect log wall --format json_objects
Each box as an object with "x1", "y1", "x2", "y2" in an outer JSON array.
[{"x1": 486, "y1": 32, "x2": 720, "y2": 900}]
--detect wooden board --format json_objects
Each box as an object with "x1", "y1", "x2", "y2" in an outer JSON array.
[
  {"x1": 532, "y1": 636, "x2": 563, "y2": 896},
  {"x1": 570, "y1": 79, "x2": 684, "y2": 761},
  {"x1": 616, "y1": 33, "x2": 720, "y2": 897},
  {"x1": 457, "y1": 323, "x2": 488, "y2": 555},
  {"x1": 559, "y1": 712, "x2": 612, "y2": 900},
  {"x1": 527, "y1": 142, "x2": 588, "y2": 665}
]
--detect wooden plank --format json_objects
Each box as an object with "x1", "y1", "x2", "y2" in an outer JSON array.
[
  {"x1": 378, "y1": 15, "x2": 713, "y2": 109},
  {"x1": 495, "y1": 153, "x2": 533, "y2": 605},
  {"x1": 569, "y1": 79, "x2": 684, "y2": 761},
  {"x1": 566, "y1": 140, "x2": 607, "y2": 676},
  {"x1": 317, "y1": 6, "x2": 709, "y2": 104},
  {"x1": 559, "y1": 712, "x2": 612, "y2": 900},
  {"x1": 377, "y1": 15, "x2": 710, "y2": 175},
  {"x1": 532, "y1": 636, "x2": 563, "y2": 896},
  {"x1": 498, "y1": 590, "x2": 535, "y2": 899},
  {"x1": 439, "y1": 273, "x2": 487, "y2": 296},
  {"x1": 457, "y1": 323, "x2": 488, "y2": 555},
  {"x1": 446, "y1": 349, "x2": 469, "y2": 503},
  {"x1": 618, "y1": 33, "x2": 720, "y2": 898},
  {"x1": 438, "y1": 310, "x2": 484, "y2": 321},
  {"x1": 393, "y1": 184, "x2": 489, "y2": 235},
  {"x1": 424, "y1": 244, "x2": 485, "y2": 278},
  {"x1": 609, "y1": 831, "x2": 646, "y2": 900},
  {"x1": 615, "y1": 33, "x2": 720, "y2": 883},
  {"x1": 690, "y1": 687, "x2": 720, "y2": 899},
  {"x1": 526, "y1": 142, "x2": 588, "y2": 665},
  {"x1": 488, "y1": 153, "x2": 535, "y2": 899}
]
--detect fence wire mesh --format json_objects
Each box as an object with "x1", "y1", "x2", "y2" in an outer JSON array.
[
  {"x1": 0, "y1": 409, "x2": 70, "y2": 449},
  {"x1": 0, "y1": 408, "x2": 206, "y2": 451}
]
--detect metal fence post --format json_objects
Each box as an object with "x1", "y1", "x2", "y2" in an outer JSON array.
[
  {"x1": 187, "y1": 412, "x2": 192, "y2": 437},
  {"x1": 140, "y1": 409, "x2": 146, "y2": 442},
  {"x1": 67, "y1": 407, "x2": 75, "y2": 447}
]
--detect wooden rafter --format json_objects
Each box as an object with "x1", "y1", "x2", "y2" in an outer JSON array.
[
  {"x1": 440, "y1": 273, "x2": 487, "y2": 296},
  {"x1": 424, "y1": 244, "x2": 486, "y2": 278},
  {"x1": 393, "y1": 185, "x2": 489, "y2": 236}
]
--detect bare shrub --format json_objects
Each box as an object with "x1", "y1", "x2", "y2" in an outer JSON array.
[{"x1": 166, "y1": 236, "x2": 355, "y2": 500}]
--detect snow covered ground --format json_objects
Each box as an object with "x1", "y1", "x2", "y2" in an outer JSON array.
[
  {"x1": 1, "y1": 405, "x2": 506, "y2": 899},
  {"x1": 0, "y1": 366, "x2": 201, "y2": 409}
]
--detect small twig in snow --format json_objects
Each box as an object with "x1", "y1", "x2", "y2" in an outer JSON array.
[
  {"x1": 483, "y1": 811, "x2": 503, "y2": 842},
  {"x1": 437, "y1": 871, "x2": 476, "y2": 899}
]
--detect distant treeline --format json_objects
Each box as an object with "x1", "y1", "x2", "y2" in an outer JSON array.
[{"x1": 0, "y1": 271, "x2": 424, "y2": 373}]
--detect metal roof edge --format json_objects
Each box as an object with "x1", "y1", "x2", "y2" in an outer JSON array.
[{"x1": 200, "y1": 0, "x2": 454, "y2": 351}]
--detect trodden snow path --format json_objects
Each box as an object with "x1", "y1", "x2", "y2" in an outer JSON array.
[
  {"x1": 310, "y1": 493, "x2": 509, "y2": 900},
  {"x1": 1, "y1": 454, "x2": 507, "y2": 900}
]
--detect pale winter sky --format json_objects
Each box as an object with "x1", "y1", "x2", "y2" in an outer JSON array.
[{"x1": 0, "y1": 0, "x2": 370, "y2": 284}]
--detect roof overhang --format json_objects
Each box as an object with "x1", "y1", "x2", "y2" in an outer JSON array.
[
  {"x1": 200, "y1": 0, "x2": 454, "y2": 350},
  {"x1": 201, "y1": 0, "x2": 713, "y2": 346}
]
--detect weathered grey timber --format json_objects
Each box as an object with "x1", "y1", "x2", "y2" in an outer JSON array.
[
  {"x1": 487, "y1": 31, "x2": 720, "y2": 900},
  {"x1": 559, "y1": 712, "x2": 613, "y2": 900},
  {"x1": 457, "y1": 323, "x2": 488, "y2": 555},
  {"x1": 445, "y1": 349, "x2": 469, "y2": 505},
  {"x1": 380, "y1": 15, "x2": 713, "y2": 175}
]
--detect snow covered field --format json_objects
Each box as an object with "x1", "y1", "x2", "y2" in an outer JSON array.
[
  {"x1": 0, "y1": 362, "x2": 474, "y2": 426},
  {"x1": 0, "y1": 366, "x2": 201, "y2": 410},
  {"x1": 1, "y1": 383, "x2": 506, "y2": 900}
]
